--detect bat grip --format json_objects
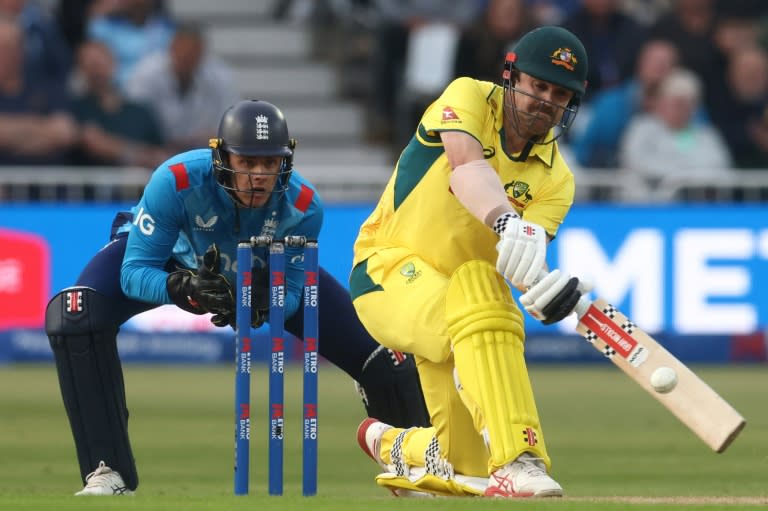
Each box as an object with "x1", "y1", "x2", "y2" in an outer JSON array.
[{"x1": 534, "y1": 269, "x2": 592, "y2": 319}]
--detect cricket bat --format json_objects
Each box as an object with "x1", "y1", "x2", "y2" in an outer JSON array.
[{"x1": 572, "y1": 297, "x2": 746, "y2": 453}]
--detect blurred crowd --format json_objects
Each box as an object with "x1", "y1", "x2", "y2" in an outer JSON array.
[
  {"x1": 1, "y1": 0, "x2": 767, "y2": 199},
  {"x1": 324, "y1": 0, "x2": 768, "y2": 176},
  {"x1": 0, "y1": 0, "x2": 239, "y2": 171}
]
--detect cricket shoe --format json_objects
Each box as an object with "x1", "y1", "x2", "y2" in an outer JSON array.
[
  {"x1": 357, "y1": 417, "x2": 393, "y2": 470},
  {"x1": 485, "y1": 452, "x2": 563, "y2": 498},
  {"x1": 75, "y1": 460, "x2": 134, "y2": 496},
  {"x1": 357, "y1": 418, "x2": 430, "y2": 497}
]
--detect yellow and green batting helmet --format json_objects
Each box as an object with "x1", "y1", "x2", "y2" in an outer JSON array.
[{"x1": 504, "y1": 26, "x2": 588, "y2": 96}]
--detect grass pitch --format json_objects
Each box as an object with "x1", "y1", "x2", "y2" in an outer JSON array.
[{"x1": 0, "y1": 361, "x2": 766, "y2": 510}]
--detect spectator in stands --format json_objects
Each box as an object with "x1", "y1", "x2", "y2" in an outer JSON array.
[
  {"x1": 0, "y1": 17, "x2": 77, "y2": 166},
  {"x1": 86, "y1": 0, "x2": 175, "y2": 90},
  {"x1": 525, "y1": 0, "x2": 580, "y2": 25},
  {"x1": 561, "y1": 0, "x2": 647, "y2": 99},
  {"x1": 620, "y1": 0, "x2": 671, "y2": 27},
  {"x1": 454, "y1": 0, "x2": 533, "y2": 84},
  {"x1": 366, "y1": 0, "x2": 481, "y2": 145},
  {"x1": 648, "y1": 0, "x2": 727, "y2": 118},
  {"x1": 713, "y1": 12, "x2": 761, "y2": 59},
  {"x1": 1, "y1": 0, "x2": 72, "y2": 86},
  {"x1": 55, "y1": 0, "x2": 95, "y2": 51},
  {"x1": 70, "y1": 39, "x2": 169, "y2": 169},
  {"x1": 709, "y1": 46, "x2": 768, "y2": 169},
  {"x1": 569, "y1": 39, "x2": 681, "y2": 168},
  {"x1": 125, "y1": 22, "x2": 241, "y2": 153},
  {"x1": 619, "y1": 68, "x2": 732, "y2": 181}
]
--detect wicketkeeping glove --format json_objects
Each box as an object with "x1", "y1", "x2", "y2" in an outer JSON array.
[
  {"x1": 166, "y1": 244, "x2": 234, "y2": 316},
  {"x1": 494, "y1": 212, "x2": 548, "y2": 288},
  {"x1": 208, "y1": 266, "x2": 270, "y2": 328}
]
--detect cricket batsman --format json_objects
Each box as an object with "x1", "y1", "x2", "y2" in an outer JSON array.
[{"x1": 351, "y1": 26, "x2": 590, "y2": 497}]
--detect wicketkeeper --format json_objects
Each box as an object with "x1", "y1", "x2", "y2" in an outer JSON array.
[{"x1": 46, "y1": 100, "x2": 429, "y2": 496}]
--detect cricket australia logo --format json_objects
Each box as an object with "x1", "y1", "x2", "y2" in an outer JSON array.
[
  {"x1": 399, "y1": 261, "x2": 422, "y2": 284},
  {"x1": 194, "y1": 214, "x2": 218, "y2": 231},
  {"x1": 255, "y1": 114, "x2": 269, "y2": 140},
  {"x1": 550, "y1": 47, "x2": 578, "y2": 71},
  {"x1": 503, "y1": 180, "x2": 533, "y2": 208}
]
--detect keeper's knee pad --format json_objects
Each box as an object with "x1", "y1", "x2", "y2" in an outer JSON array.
[
  {"x1": 46, "y1": 287, "x2": 138, "y2": 490},
  {"x1": 445, "y1": 260, "x2": 550, "y2": 470},
  {"x1": 356, "y1": 346, "x2": 430, "y2": 427}
]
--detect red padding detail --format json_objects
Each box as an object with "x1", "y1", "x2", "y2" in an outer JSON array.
[
  {"x1": 169, "y1": 163, "x2": 189, "y2": 191},
  {"x1": 294, "y1": 184, "x2": 314, "y2": 212}
]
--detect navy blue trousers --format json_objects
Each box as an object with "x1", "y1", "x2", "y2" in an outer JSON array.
[{"x1": 76, "y1": 234, "x2": 377, "y2": 380}]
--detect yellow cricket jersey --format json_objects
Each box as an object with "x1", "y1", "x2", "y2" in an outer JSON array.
[{"x1": 353, "y1": 77, "x2": 576, "y2": 276}]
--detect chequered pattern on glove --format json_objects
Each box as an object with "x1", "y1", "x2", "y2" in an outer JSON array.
[{"x1": 492, "y1": 212, "x2": 520, "y2": 236}]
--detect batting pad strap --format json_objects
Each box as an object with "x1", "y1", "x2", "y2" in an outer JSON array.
[
  {"x1": 449, "y1": 159, "x2": 515, "y2": 228},
  {"x1": 391, "y1": 429, "x2": 412, "y2": 477},
  {"x1": 375, "y1": 472, "x2": 484, "y2": 497}
]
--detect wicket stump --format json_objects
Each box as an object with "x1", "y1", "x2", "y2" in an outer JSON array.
[{"x1": 234, "y1": 236, "x2": 319, "y2": 496}]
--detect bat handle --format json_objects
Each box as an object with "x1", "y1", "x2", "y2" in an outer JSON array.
[
  {"x1": 573, "y1": 294, "x2": 592, "y2": 319},
  {"x1": 534, "y1": 269, "x2": 593, "y2": 320}
]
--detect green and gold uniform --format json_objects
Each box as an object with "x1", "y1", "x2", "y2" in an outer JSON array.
[{"x1": 350, "y1": 76, "x2": 576, "y2": 492}]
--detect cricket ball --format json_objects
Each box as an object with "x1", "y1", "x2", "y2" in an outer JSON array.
[{"x1": 650, "y1": 366, "x2": 678, "y2": 394}]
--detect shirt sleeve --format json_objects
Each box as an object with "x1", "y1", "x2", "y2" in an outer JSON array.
[
  {"x1": 419, "y1": 77, "x2": 487, "y2": 143},
  {"x1": 120, "y1": 167, "x2": 186, "y2": 304}
]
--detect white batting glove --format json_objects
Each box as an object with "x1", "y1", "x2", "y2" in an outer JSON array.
[
  {"x1": 494, "y1": 212, "x2": 547, "y2": 288},
  {"x1": 520, "y1": 269, "x2": 590, "y2": 324}
]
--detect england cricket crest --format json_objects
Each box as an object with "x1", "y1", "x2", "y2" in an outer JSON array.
[{"x1": 260, "y1": 213, "x2": 279, "y2": 238}]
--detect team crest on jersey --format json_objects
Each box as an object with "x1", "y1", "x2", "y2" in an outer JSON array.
[
  {"x1": 550, "y1": 47, "x2": 578, "y2": 71},
  {"x1": 260, "y1": 213, "x2": 279, "y2": 237},
  {"x1": 504, "y1": 180, "x2": 533, "y2": 208},
  {"x1": 441, "y1": 106, "x2": 460, "y2": 123},
  {"x1": 399, "y1": 261, "x2": 422, "y2": 284},
  {"x1": 194, "y1": 214, "x2": 218, "y2": 231}
]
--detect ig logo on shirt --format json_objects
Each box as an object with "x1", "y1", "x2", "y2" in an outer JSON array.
[{"x1": 133, "y1": 207, "x2": 156, "y2": 235}]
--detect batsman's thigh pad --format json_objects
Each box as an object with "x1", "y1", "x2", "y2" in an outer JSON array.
[
  {"x1": 46, "y1": 287, "x2": 139, "y2": 490},
  {"x1": 445, "y1": 260, "x2": 550, "y2": 470},
  {"x1": 351, "y1": 249, "x2": 451, "y2": 363}
]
